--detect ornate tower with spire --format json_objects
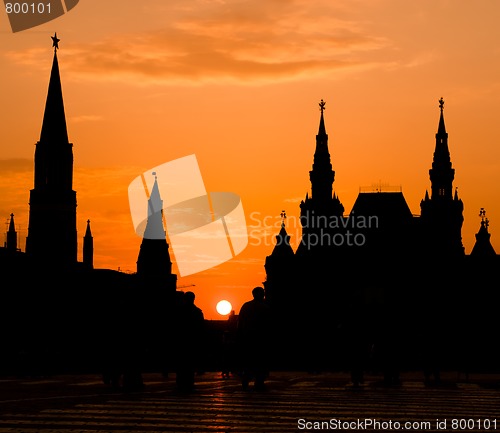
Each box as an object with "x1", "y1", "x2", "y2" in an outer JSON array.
[
  {"x1": 264, "y1": 210, "x2": 295, "y2": 309},
  {"x1": 297, "y1": 99, "x2": 345, "y2": 254},
  {"x1": 310, "y1": 99, "x2": 335, "y2": 204},
  {"x1": 25, "y1": 33, "x2": 78, "y2": 268},
  {"x1": 420, "y1": 97, "x2": 464, "y2": 258},
  {"x1": 136, "y1": 172, "x2": 177, "y2": 290}
]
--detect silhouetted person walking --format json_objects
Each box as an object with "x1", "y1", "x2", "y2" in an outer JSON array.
[
  {"x1": 373, "y1": 304, "x2": 402, "y2": 387},
  {"x1": 343, "y1": 317, "x2": 370, "y2": 388},
  {"x1": 419, "y1": 313, "x2": 443, "y2": 386},
  {"x1": 174, "y1": 291, "x2": 205, "y2": 393},
  {"x1": 237, "y1": 286, "x2": 271, "y2": 391},
  {"x1": 101, "y1": 288, "x2": 144, "y2": 392}
]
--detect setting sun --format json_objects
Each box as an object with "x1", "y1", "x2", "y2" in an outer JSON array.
[{"x1": 216, "y1": 300, "x2": 232, "y2": 316}]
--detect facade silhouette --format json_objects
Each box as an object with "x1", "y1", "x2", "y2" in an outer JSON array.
[
  {"x1": 1, "y1": 35, "x2": 500, "y2": 378},
  {"x1": 0, "y1": 35, "x2": 179, "y2": 377},
  {"x1": 264, "y1": 98, "x2": 500, "y2": 372}
]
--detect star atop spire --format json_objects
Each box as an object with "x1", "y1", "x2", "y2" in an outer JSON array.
[{"x1": 51, "y1": 32, "x2": 60, "y2": 52}]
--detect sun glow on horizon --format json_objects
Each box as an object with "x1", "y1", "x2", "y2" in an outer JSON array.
[{"x1": 216, "y1": 300, "x2": 232, "y2": 316}]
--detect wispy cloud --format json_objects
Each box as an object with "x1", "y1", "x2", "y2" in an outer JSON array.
[{"x1": 6, "y1": 0, "x2": 389, "y2": 84}]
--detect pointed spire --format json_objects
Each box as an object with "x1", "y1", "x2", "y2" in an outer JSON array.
[
  {"x1": 83, "y1": 219, "x2": 94, "y2": 269},
  {"x1": 8, "y1": 213, "x2": 15, "y2": 232},
  {"x1": 315, "y1": 98, "x2": 329, "y2": 151},
  {"x1": 428, "y1": 96, "x2": 454, "y2": 200},
  {"x1": 40, "y1": 33, "x2": 68, "y2": 144},
  {"x1": 309, "y1": 98, "x2": 335, "y2": 204},
  {"x1": 6, "y1": 213, "x2": 17, "y2": 252},
  {"x1": 435, "y1": 97, "x2": 449, "y2": 149},
  {"x1": 144, "y1": 172, "x2": 166, "y2": 240},
  {"x1": 85, "y1": 219, "x2": 92, "y2": 237},
  {"x1": 136, "y1": 172, "x2": 175, "y2": 282},
  {"x1": 454, "y1": 187, "x2": 459, "y2": 200},
  {"x1": 437, "y1": 97, "x2": 447, "y2": 135},
  {"x1": 318, "y1": 99, "x2": 327, "y2": 136},
  {"x1": 425, "y1": 190, "x2": 429, "y2": 200},
  {"x1": 271, "y1": 210, "x2": 293, "y2": 256}
]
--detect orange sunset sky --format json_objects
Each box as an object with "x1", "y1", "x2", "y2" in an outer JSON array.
[{"x1": 1, "y1": 0, "x2": 500, "y2": 319}]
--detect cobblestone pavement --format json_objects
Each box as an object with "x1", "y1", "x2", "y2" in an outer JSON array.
[{"x1": 1, "y1": 371, "x2": 500, "y2": 432}]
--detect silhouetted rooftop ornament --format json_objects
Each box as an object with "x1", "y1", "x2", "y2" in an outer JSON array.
[
  {"x1": 436, "y1": 96, "x2": 447, "y2": 137},
  {"x1": 359, "y1": 183, "x2": 402, "y2": 193},
  {"x1": 280, "y1": 210, "x2": 287, "y2": 228},
  {"x1": 471, "y1": 207, "x2": 496, "y2": 257},
  {"x1": 319, "y1": 99, "x2": 326, "y2": 113},
  {"x1": 479, "y1": 207, "x2": 489, "y2": 228},
  {"x1": 51, "y1": 32, "x2": 60, "y2": 52},
  {"x1": 439, "y1": 97, "x2": 444, "y2": 112}
]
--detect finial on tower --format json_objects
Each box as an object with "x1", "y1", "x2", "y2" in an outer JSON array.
[
  {"x1": 479, "y1": 207, "x2": 489, "y2": 227},
  {"x1": 51, "y1": 32, "x2": 60, "y2": 52},
  {"x1": 319, "y1": 99, "x2": 326, "y2": 113},
  {"x1": 479, "y1": 207, "x2": 490, "y2": 227},
  {"x1": 280, "y1": 210, "x2": 287, "y2": 228},
  {"x1": 439, "y1": 97, "x2": 444, "y2": 112}
]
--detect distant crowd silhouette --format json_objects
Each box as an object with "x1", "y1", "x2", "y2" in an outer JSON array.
[
  {"x1": 99, "y1": 287, "x2": 274, "y2": 393},
  {"x1": 94, "y1": 284, "x2": 466, "y2": 394}
]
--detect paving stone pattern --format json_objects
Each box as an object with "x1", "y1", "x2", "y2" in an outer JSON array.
[{"x1": 0, "y1": 372, "x2": 500, "y2": 432}]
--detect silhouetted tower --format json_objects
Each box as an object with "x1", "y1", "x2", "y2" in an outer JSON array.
[
  {"x1": 83, "y1": 219, "x2": 94, "y2": 269},
  {"x1": 420, "y1": 97, "x2": 464, "y2": 258},
  {"x1": 25, "y1": 34, "x2": 77, "y2": 268},
  {"x1": 6, "y1": 213, "x2": 18, "y2": 252},
  {"x1": 470, "y1": 208, "x2": 497, "y2": 258},
  {"x1": 264, "y1": 210, "x2": 295, "y2": 310},
  {"x1": 136, "y1": 172, "x2": 177, "y2": 290},
  {"x1": 297, "y1": 99, "x2": 345, "y2": 254}
]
